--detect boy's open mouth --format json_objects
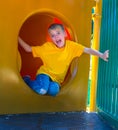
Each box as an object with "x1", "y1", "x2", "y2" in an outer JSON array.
[{"x1": 56, "y1": 39, "x2": 62, "y2": 45}]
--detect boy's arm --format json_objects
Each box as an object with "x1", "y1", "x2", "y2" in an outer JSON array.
[
  {"x1": 18, "y1": 37, "x2": 32, "y2": 52},
  {"x1": 84, "y1": 47, "x2": 109, "y2": 61}
]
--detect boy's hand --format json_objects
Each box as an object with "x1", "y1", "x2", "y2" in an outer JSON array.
[{"x1": 101, "y1": 50, "x2": 109, "y2": 61}]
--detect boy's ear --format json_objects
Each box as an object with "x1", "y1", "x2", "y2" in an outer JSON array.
[{"x1": 64, "y1": 31, "x2": 67, "y2": 37}]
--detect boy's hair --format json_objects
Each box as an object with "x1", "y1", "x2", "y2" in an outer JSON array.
[{"x1": 48, "y1": 23, "x2": 65, "y2": 31}]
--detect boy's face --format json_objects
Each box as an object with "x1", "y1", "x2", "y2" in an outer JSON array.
[{"x1": 48, "y1": 26, "x2": 66, "y2": 48}]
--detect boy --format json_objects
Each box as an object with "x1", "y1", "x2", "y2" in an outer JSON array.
[{"x1": 18, "y1": 23, "x2": 109, "y2": 96}]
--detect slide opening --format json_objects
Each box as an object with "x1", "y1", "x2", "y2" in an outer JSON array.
[{"x1": 18, "y1": 12, "x2": 75, "y2": 80}]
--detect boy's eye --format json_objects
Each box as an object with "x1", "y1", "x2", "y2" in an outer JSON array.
[
  {"x1": 51, "y1": 35, "x2": 54, "y2": 38},
  {"x1": 50, "y1": 31, "x2": 61, "y2": 38},
  {"x1": 57, "y1": 32, "x2": 60, "y2": 35}
]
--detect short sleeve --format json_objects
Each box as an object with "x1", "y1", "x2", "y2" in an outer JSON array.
[
  {"x1": 75, "y1": 43, "x2": 85, "y2": 57},
  {"x1": 32, "y1": 46, "x2": 42, "y2": 57},
  {"x1": 70, "y1": 41, "x2": 85, "y2": 57}
]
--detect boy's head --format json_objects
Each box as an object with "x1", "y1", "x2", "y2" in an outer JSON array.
[{"x1": 48, "y1": 23, "x2": 66, "y2": 48}]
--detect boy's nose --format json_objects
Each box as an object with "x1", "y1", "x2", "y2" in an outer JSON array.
[{"x1": 55, "y1": 35, "x2": 59, "y2": 39}]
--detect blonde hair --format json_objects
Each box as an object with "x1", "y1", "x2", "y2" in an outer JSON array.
[{"x1": 48, "y1": 23, "x2": 64, "y2": 31}]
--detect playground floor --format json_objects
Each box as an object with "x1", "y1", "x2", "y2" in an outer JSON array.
[{"x1": 0, "y1": 111, "x2": 115, "y2": 130}]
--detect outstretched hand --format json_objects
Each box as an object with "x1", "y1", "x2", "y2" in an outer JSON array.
[{"x1": 101, "y1": 50, "x2": 109, "y2": 61}]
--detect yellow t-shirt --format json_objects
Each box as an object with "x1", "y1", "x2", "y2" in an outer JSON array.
[{"x1": 32, "y1": 40, "x2": 85, "y2": 84}]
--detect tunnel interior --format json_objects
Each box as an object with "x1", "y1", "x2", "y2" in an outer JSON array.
[{"x1": 18, "y1": 12, "x2": 75, "y2": 79}]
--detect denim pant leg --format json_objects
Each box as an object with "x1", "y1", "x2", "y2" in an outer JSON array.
[
  {"x1": 23, "y1": 76, "x2": 41, "y2": 94},
  {"x1": 36, "y1": 74, "x2": 50, "y2": 92},
  {"x1": 23, "y1": 74, "x2": 50, "y2": 95},
  {"x1": 47, "y1": 81, "x2": 60, "y2": 97}
]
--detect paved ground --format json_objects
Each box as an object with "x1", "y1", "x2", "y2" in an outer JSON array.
[{"x1": 0, "y1": 111, "x2": 115, "y2": 130}]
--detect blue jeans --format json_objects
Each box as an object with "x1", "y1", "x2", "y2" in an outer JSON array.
[{"x1": 23, "y1": 74, "x2": 60, "y2": 97}]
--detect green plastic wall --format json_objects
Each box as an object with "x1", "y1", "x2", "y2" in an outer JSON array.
[{"x1": 97, "y1": 0, "x2": 118, "y2": 129}]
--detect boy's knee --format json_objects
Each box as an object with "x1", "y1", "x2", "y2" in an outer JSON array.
[
  {"x1": 48, "y1": 82, "x2": 60, "y2": 96},
  {"x1": 36, "y1": 74, "x2": 50, "y2": 91},
  {"x1": 36, "y1": 74, "x2": 50, "y2": 83}
]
